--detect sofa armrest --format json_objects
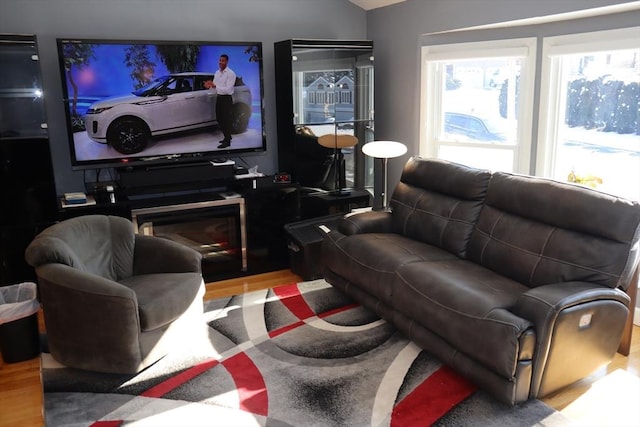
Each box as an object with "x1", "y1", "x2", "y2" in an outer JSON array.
[
  {"x1": 133, "y1": 234, "x2": 203, "y2": 275},
  {"x1": 340, "y1": 210, "x2": 393, "y2": 235},
  {"x1": 512, "y1": 282, "x2": 630, "y2": 397},
  {"x1": 513, "y1": 281, "x2": 629, "y2": 329}
]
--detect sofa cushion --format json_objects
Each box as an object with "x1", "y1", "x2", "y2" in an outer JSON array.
[
  {"x1": 322, "y1": 232, "x2": 458, "y2": 305},
  {"x1": 392, "y1": 260, "x2": 532, "y2": 379},
  {"x1": 390, "y1": 157, "x2": 491, "y2": 258},
  {"x1": 121, "y1": 272, "x2": 203, "y2": 331},
  {"x1": 468, "y1": 172, "x2": 640, "y2": 289}
]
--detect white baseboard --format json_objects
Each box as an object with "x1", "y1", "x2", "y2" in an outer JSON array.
[{"x1": 635, "y1": 307, "x2": 640, "y2": 327}]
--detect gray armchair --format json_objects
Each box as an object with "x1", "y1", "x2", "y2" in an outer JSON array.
[{"x1": 25, "y1": 214, "x2": 205, "y2": 374}]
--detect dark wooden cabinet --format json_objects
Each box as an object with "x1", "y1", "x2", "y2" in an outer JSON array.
[
  {"x1": 0, "y1": 34, "x2": 57, "y2": 285},
  {"x1": 232, "y1": 176, "x2": 300, "y2": 274},
  {"x1": 300, "y1": 189, "x2": 371, "y2": 220}
]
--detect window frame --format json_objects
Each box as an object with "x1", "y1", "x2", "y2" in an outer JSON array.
[
  {"x1": 535, "y1": 26, "x2": 640, "y2": 178},
  {"x1": 420, "y1": 37, "x2": 537, "y2": 173}
]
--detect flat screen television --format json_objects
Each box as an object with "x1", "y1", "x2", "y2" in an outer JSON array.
[{"x1": 56, "y1": 38, "x2": 265, "y2": 170}]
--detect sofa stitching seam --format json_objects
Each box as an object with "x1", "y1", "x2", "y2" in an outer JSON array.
[
  {"x1": 440, "y1": 199, "x2": 461, "y2": 248},
  {"x1": 474, "y1": 227, "x2": 620, "y2": 280},
  {"x1": 479, "y1": 211, "x2": 504, "y2": 264},
  {"x1": 332, "y1": 236, "x2": 399, "y2": 274},
  {"x1": 397, "y1": 272, "x2": 522, "y2": 329},
  {"x1": 529, "y1": 228, "x2": 555, "y2": 285},
  {"x1": 394, "y1": 198, "x2": 478, "y2": 227}
]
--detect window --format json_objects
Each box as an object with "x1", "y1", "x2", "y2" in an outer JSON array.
[
  {"x1": 421, "y1": 25, "x2": 639, "y2": 201},
  {"x1": 420, "y1": 38, "x2": 536, "y2": 173},
  {"x1": 537, "y1": 27, "x2": 640, "y2": 200}
]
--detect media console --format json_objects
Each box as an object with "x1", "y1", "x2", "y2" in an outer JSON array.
[
  {"x1": 57, "y1": 171, "x2": 372, "y2": 281},
  {"x1": 116, "y1": 161, "x2": 235, "y2": 196}
]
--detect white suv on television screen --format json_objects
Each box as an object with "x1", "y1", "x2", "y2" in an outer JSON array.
[{"x1": 85, "y1": 72, "x2": 252, "y2": 154}]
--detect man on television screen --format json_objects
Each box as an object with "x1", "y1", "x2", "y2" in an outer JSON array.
[{"x1": 206, "y1": 54, "x2": 236, "y2": 149}]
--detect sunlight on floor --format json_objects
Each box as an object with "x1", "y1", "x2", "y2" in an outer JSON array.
[
  {"x1": 560, "y1": 369, "x2": 640, "y2": 426},
  {"x1": 203, "y1": 304, "x2": 242, "y2": 322},
  {"x1": 118, "y1": 397, "x2": 263, "y2": 426}
]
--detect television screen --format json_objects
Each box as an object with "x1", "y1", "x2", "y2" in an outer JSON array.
[{"x1": 56, "y1": 38, "x2": 265, "y2": 170}]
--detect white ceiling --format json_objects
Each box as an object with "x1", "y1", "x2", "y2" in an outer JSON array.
[{"x1": 348, "y1": 0, "x2": 406, "y2": 11}]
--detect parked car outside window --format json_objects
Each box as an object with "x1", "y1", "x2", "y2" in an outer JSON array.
[{"x1": 443, "y1": 112, "x2": 507, "y2": 143}]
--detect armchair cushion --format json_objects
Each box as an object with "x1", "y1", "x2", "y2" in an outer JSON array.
[
  {"x1": 133, "y1": 234, "x2": 202, "y2": 275},
  {"x1": 121, "y1": 272, "x2": 203, "y2": 331}
]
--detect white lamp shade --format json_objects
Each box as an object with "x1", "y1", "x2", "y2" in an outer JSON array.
[{"x1": 362, "y1": 140, "x2": 407, "y2": 159}]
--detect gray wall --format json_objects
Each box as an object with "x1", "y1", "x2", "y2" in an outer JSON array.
[
  {"x1": 0, "y1": 0, "x2": 367, "y2": 193},
  {"x1": 0, "y1": 0, "x2": 638, "y2": 197},
  {"x1": 366, "y1": 0, "x2": 639, "y2": 194}
]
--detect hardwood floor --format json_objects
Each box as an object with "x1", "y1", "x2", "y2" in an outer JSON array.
[
  {"x1": 0, "y1": 356, "x2": 43, "y2": 427},
  {"x1": 204, "y1": 269, "x2": 303, "y2": 301},
  {"x1": 0, "y1": 269, "x2": 638, "y2": 426}
]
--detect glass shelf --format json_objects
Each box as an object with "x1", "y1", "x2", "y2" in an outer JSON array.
[{"x1": 0, "y1": 34, "x2": 47, "y2": 139}]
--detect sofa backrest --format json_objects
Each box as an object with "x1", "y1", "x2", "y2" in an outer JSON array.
[
  {"x1": 390, "y1": 157, "x2": 492, "y2": 258},
  {"x1": 468, "y1": 172, "x2": 640, "y2": 290},
  {"x1": 25, "y1": 214, "x2": 136, "y2": 282}
]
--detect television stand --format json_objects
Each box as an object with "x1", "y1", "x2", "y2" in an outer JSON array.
[
  {"x1": 117, "y1": 161, "x2": 234, "y2": 194},
  {"x1": 59, "y1": 175, "x2": 308, "y2": 281}
]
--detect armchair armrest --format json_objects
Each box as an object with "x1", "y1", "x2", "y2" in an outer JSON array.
[
  {"x1": 340, "y1": 210, "x2": 393, "y2": 235},
  {"x1": 35, "y1": 263, "x2": 143, "y2": 365},
  {"x1": 512, "y1": 281, "x2": 630, "y2": 397},
  {"x1": 133, "y1": 234, "x2": 203, "y2": 275},
  {"x1": 37, "y1": 263, "x2": 137, "y2": 300}
]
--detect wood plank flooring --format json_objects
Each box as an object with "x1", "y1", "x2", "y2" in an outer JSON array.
[{"x1": 0, "y1": 269, "x2": 638, "y2": 426}]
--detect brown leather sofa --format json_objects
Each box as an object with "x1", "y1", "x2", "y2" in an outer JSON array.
[{"x1": 322, "y1": 157, "x2": 640, "y2": 405}]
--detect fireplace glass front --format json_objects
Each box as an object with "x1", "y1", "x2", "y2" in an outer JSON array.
[{"x1": 131, "y1": 199, "x2": 247, "y2": 280}]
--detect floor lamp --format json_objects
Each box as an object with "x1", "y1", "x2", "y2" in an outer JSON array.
[
  {"x1": 317, "y1": 133, "x2": 359, "y2": 196},
  {"x1": 362, "y1": 140, "x2": 407, "y2": 211}
]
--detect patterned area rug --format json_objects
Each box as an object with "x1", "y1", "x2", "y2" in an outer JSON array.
[{"x1": 42, "y1": 279, "x2": 568, "y2": 426}]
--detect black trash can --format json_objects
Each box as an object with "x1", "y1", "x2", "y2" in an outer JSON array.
[
  {"x1": 284, "y1": 214, "x2": 345, "y2": 280},
  {"x1": 0, "y1": 282, "x2": 40, "y2": 363}
]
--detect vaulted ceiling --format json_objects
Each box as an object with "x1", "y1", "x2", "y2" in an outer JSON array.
[{"x1": 348, "y1": 0, "x2": 406, "y2": 11}]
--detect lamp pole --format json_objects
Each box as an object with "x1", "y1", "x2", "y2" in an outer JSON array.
[{"x1": 381, "y1": 156, "x2": 389, "y2": 210}]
